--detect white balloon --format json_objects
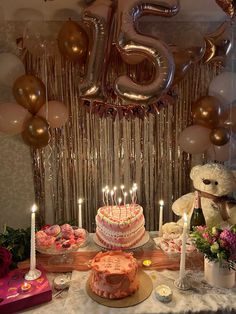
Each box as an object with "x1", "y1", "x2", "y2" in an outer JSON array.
[
  {"x1": 0, "y1": 53, "x2": 25, "y2": 88},
  {"x1": 209, "y1": 72, "x2": 236, "y2": 106}
]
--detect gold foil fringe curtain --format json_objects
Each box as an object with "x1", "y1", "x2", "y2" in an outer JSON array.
[{"x1": 26, "y1": 52, "x2": 219, "y2": 231}]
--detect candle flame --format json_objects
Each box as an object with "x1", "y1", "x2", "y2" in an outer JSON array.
[
  {"x1": 118, "y1": 197, "x2": 122, "y2": 204},
  {"x1": 120, "y1": 185, "x2": 125, "y2": 189},
  {"x1": 102, "y1": 188, "x2": 105, "y2": 192},
  {"x1": 129, "y1": 190, "x2": 133, "y2": 194},
  {"x1": 159, "y1": 200, "x2": 164, "y2": 206},
  {"x1": 78, "y1": 198, "x2": 83, "y2": 204},
  {"x1": 110, "y1": 190, "x2": 114, "y2": 196},
  {"x1": 133, "y1": 183, "x2": 137, "y2": 188},
  {"x1": 183, "y1": 212, "x2": 187, "y2": 223},
  {"x1": 113, "y1": 186, "x2": 117, "y2": 191},
  {"x1": 105, "y1": 185, "x2": 109, "y2": 190},
  {"x1": 132, "y1": 186, "x2": 137, "y2": 191},
  {"x1": 124, "y1": 192, "x2": 128, "y2": 197},
  {"x1": 31, "y1": 204, "x2": 37, "y2": 213}
]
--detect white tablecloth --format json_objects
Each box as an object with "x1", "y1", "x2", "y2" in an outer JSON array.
[{"x1": 20, "y1": 233, "x2": 236, "y2": 314}]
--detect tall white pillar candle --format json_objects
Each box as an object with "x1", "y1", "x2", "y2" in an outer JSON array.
[
  {"x1": 159, "y1": 200, "x2": 164, "y2": 237},
  {"x1": 78, "y1": 198, "x2": 83, "y2": 228},
  {"x1": 30, "y1": 204, "x2": 37, "y2": 271},
  {"x1": 179, "y1": 213, "x2": 188, "y2": 279}
]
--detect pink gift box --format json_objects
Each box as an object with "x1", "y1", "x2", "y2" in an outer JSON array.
[{"x1": 0, "y1": 268, "x2": 52, "y2": 314}]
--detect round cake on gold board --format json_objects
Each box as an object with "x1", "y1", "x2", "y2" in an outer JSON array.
[
  {"x1": 86, "y1": 270, "x2": 153, "y2": 308},
  {"x1": 93, "y1": 231, "x2": 150, "y2": 251}
]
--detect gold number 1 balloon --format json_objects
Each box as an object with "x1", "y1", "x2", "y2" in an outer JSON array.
[{"x1": 114, "y1": 0, "x2": 179, "y2": 105}]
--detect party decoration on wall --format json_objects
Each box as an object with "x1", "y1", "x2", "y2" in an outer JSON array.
[
  {"x1": 215, "y1": 0, "x2": 236, "y2": 18},
  {"x1": 0, "y1": 53, "x2": 25, "y2": 88},
  {"x1": 209, "y1": 126, "x2": 230, "y2": 146},
  {"x1": 58, "y1": 20, "x2": 88, "y2": 63},
  {"x1": 80, "y1": 0, "x2": 113, "y2": 100},
  {"x1": 0, "y1": 102, "x2": 31, "y2": 135},
  {"x1": 192, "y1": 95, "x2": 224, "y2": 129},
  {"x1": 13, "y1": 75, "x2": 46, "y2": 115},
  {"x1": 37, "y1": 100, "x2": 69, "y2": 128},
  {"x1": 24, "y1": 22, "x2": 59, "y2": 57},
  {"x1": 114, "y1": 0, "x2": 179, "y2": 104},
  {"x1": 207, "y1": 140, "x2": 236, "y2": 162},
  {"x1": 22, "y1": 116, "x2": 50, "y2": 149},
  {"x1": 209, "y1": 71, "x2": 236, "y2": 105},
  {"x1": 223, "y1": 106, "x2": 236, "y2": 133},
  {"x1": 178, "y1": 125, "x2": 211, "y2": 155},
  {"x1": 171, "y1": 46, "x2": 193, "y2": 85},
  {"x1": 203, "y1": 21, "x2": 232, "y2": 64}
]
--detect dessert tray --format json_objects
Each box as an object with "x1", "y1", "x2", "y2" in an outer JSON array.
[
  {"x1": 86, "y1": 270, "x2": 153, "y2": 308},
  {"x1": 36, "y1": 224, "x2": 88, "y2": 264},
  {"x1": 93, "y1": 231, "x2": 150, "y2": 251},
  {"x1": 155, "y1": 233, "x2": 196, "y2": 255}
]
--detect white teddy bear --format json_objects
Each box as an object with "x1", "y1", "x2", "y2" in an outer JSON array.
[{"x1": 172, "y1": 163, "x2": 236, "y2": 227}]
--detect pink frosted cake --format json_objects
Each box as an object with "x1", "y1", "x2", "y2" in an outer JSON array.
[
  {"x1": 89, "y1": 251, "x2": 139, "y2": 299},
  {"x1": 95, "y1": 204, "x2": 145, "y2": 249}
]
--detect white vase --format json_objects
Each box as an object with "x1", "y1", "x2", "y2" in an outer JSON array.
[{"x1": 204, "y1": 258, "x2": 235, "y2": 289}]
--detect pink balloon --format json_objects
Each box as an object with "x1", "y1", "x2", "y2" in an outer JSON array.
[
  {"x1": 0, "y1": 102, "x2": 31, "y2": 135},
  {"x1": 37, "y1": 100, "x2": 69, "y2": 128},
  {"x1": 179, "y1": 125, "x2": 211, "y2": 154},
  {"x1": 206, "y1": 139, "x2": 236, "y2": 161}
]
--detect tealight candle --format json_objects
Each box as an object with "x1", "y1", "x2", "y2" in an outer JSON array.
[
  {"x1": 21, "y1": 282, "x2": 31, "y2": 292},
  {"x1": 54, "y1": 275, "x2": 70, "y2": 290},
  {"x1": 155, "y1": 285, "x2": 172, "y2": 303},
  {"x1": 142, "y1": 259, "x2": 152, "y2": 267}
]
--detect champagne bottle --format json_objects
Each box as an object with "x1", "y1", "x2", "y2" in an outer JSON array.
[{"x1": 190, "y1": 191, "x2": 206, "y2": 231}]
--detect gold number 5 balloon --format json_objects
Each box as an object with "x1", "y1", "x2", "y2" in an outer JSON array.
[{"x1": 114, "y1": 0, "x2": 179, "y2": 105}]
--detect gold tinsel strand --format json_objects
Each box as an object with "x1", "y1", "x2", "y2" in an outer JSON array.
[{"x1": 25, "y1": 52, "x2": 219, "y2": 231}]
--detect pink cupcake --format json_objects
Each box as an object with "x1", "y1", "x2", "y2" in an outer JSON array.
[
  {"x1": 45, "y1": 224, "x2": 61, "y2": 237},
  {"x1": 61, "y1": 224, "x2": 74, "y2": 239}
]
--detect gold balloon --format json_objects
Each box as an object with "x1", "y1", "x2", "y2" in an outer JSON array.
[
  {"x1": 203, "y1": 22, "x2": 232, "y2": 64},
  {"x1": 58, "y1": 20, "x2": 88, "y2": 63},
  {"x1": 192, "y1": 96, "x2": 224, "y2": 129},
  {"x1": 209, "y1": 126, "x2": 230, "y2": 146},
  {"x1": 215, "y1": 0, "x2": 236, "y2": 18},
  {"x1": 13, "y1": 75, "x2": 46, "y2": 114},
  {"x1": 22, "y1": 116, "x2": 49, "y2": 149}
]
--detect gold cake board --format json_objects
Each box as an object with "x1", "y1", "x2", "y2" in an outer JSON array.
[
  {"x1": 86, "y1": 270, "x2": 153, "y2": 308},
  {"x1": 93, "y1": 231, "x2": 150, "y2": 250}
]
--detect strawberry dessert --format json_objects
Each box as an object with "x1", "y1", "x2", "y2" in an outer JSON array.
[{"x1": 36, "y1": 224, "x2": 87, "y2": 253}]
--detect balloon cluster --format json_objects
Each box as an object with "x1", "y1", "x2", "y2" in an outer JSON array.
[
  {"x1": 0, "y1": 53, "x2": 69, "y2": 149},
  {"x1": 179, "y1": 71, "x2": 236, "y2": 161}
]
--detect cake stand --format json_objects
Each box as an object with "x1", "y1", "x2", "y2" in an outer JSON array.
[
  {"x1": 93, "y1": 231, "x2": 150, "y2": 251},
  {"x1": 37, "y1": 230, "x2": 89, "y2": 265},
  {"x1": 86, "y1": 270, "x2": 153, "y2": 308}
]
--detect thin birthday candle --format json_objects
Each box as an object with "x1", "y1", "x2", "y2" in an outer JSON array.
[
  {"x1": 118, "y1": 197, "x2": 122, "y2": 219},
  {"x1": 110, "y1": 190, "x2": 114, "y2": 215},
  {"x1": 102, "y1": 188, "x2": 106, "y2": 206},
  {"x1": 124, "y1": 192, "x2": 128, "y2": 217},
  {"x1": 113, "y1": 186, "x2": 117, "y2": 205}
]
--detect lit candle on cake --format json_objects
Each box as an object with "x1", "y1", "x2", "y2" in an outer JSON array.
[
  {"x1": 102, "y1": 188, "x2": 106, "y2": 206},
  {"x1": 124, "y1": 192, "x2": 127, "y2": 205},
  {"x1": 25, "y1": 204, "x2": 41, "y2": 281},
  {"x1": 155, "y1": 285, "x2": 172, "y2": 302},
  {"x1": 159, "y1": 200, "x2": 164, "y2": 237},
  {"x1": 118, "y1": 197, "x2": 122, "y2": 219},
  {"x1": 120, "y1": 184, "x2": 125, "y2": 197},
  {"x1": 179, "y1": 213, "x2": 188, "y2": 279},
  {"x1": 105, "y1": 187, "x2": 109, "y2": 206},
  {"x1": 78, "y1": 198, "x2": 83, "y2": 228},
  {"x1": 130, "y1": 189, "x2": 134, "y2": 204},
  {"x1": 132, "y1": 185, "x2": 137, "y2": 203},
  {"x1": 113, "y1": 186, "x2": 117, "y2": 205}
]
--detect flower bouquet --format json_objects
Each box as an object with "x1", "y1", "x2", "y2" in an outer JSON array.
[{"x1": 191, "y1": 225, "x2": 236, "y2": 288}]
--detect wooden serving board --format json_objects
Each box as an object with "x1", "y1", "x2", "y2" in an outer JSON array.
[{"x1": 18, "y1": 250, "x2": 203, "y2": 273}]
